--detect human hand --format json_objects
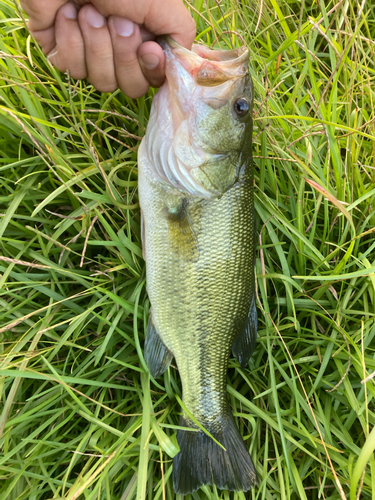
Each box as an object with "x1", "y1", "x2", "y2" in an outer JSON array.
[{"x1": 20, "y1": 0, "x2": 196, "y2": 97}]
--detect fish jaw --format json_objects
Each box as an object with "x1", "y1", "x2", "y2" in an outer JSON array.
[
  {"x1": 162, "y1": 35, "x2": 250, "y2": 86},
  {"x1": 139, "y1": 37, "x2": 252, "y2": 198}
]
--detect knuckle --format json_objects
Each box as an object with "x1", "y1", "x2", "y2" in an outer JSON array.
[
  {"x1": 187, "y1": 22, "x2": 197, "y2": 41},
  {"x1": 31, "y1": 31, "x2": 50, "y2": 52},
  {"x1": 19, "y1": 0, "x2": 39, "y2": 16},
  {"x1": 188, "y1": 16, "x2": 196, "y2": 31},
  {"x1": 50, "y1": 58, "x2": 67, "y2": 73},
  {"x1": 50, "y1": 52, "x2": 86, "y2": 80},
  {"x1": 147, "y1": 76, "x2": 165, "y2": 89},
  {"x1": 61, "y1": 36, "x2": 85, "y2": 55},
  {"x1": 90, "y1": 81, "x2": 117, "y2": 93},
  {"x1": 69, "y1": 67, "x2": 87, "y2": 80},
  {"x1": 123, "y1": 84, "x2": 149, "y2": 99},
  {"x1": 91, "y1": 45, "x2": 113, "y2": 61},
  {"x1": 80, "y1": 32, "x2": 112, "y2": 60},
  {"x1": 115, "y1": 51, "x2": 138, "y2": 67}
]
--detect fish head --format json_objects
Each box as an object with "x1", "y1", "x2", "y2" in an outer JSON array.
[{"x1": 141, "y1": 37, "x2": 253, "y2": 198}]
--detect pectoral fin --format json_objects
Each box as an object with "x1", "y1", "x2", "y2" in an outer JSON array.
[
  {"x1": 144, "y1": 314, "x2": 173, "y2": 378},
  {"x1": 167, "y1": 198, "x2": 199, "y2": 262},
  {"x1": 232, "y1": 296, "x2": 257, "y2": 368}
]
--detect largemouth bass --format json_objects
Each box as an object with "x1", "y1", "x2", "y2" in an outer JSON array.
[{"x1": 138, "y1": 37, "x2": 257, "y2": 494}]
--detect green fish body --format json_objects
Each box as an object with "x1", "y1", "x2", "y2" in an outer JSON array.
[{"x1": 138, "y1": 38, "x2": 257, "y2": 494}]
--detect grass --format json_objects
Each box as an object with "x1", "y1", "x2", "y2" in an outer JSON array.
[{"x1": 0, "y1": 0, "x2": 375, "y2": 498}]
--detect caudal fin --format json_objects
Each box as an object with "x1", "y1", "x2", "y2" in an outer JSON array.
[{"x1": 173, "y1": 411, "x2": 257, "y2": 494}]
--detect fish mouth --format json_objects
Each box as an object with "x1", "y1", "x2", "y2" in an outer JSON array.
[{"x1": 159, "y1": 36, "x2": 249, "y2": 87}]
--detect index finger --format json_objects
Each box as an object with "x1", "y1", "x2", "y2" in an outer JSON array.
[{"x1": 20, "y1": 0, "x2": 68, "y2": 31}]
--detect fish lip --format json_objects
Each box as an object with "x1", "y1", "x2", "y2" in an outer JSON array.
[
  {"x1": 192, "y1": 44, "x2": 249, "y2": 67},
  {"x1": 158, "y1": 35, "x2": 250, "y2": 69}
]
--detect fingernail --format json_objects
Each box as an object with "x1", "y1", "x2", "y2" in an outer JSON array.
[
  {"x1": 61, "y1": 3, "x2": 77, "y2": 20},
  {"x1": 141, "y1": 54, "x2": 160, "y2": 70},
  {"x1": 113, "y1": 17, "x2": 134, "y2": 37},
  {"x1": 84, "y1": 5, "x2": 105, "y2": 28}
]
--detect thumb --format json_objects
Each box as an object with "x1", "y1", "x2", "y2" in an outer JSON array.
[{"x1": 146, "y1": 0, "x2": 196, "y2": 50}]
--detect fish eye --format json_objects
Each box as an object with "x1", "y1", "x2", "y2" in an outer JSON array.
[{"x1": 234, "y1": 97, "x2": 249, "y2": 117}]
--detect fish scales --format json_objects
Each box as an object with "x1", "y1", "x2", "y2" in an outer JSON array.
[
  {"x1": 143, "y1": 172, "x2": 254, "y2": 422},
  {"x1": 139, "y1": 37, "x2": 258, "y2": 494}
]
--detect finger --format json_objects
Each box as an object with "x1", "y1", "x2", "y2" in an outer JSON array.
[
  {"x1": 78, "y1": 5, "x2": 117, "y2": 92},
  {"x1": 20, "y1": 0, "x2": 68, "y2": 32},
  {"x1": 31, "y1": 25, "x2": 56, "y2": 56},
  {"x1": 138, "y1": 41, "x2": 165, "y2": 89},
  {"x1": 48, "y1": 2, "x2": 86, "y2": 80},
  {"x1": 146, "y1": 0, "x2": 196, "y2": 49},
  {"x1": 88, "y1": 0, "x2": 196, "y2": 49},
  {"x1": 108, "y1": 17, "x2": 149, "y2": 99},
  {"x1": 139, "y1": 26, "x2": 156, "y2": 43}
]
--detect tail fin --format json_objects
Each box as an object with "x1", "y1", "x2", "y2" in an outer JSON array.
[{"x1": 173, "y1": 411, "x2": 257, "y2": 494}]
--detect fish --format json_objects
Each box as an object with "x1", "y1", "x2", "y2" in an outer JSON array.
[{"x1": 138, "y1": 36, "x2": 258, "y2": 494}]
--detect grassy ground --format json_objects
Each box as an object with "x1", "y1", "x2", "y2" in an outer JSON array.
[{"x1": 0, "y1": 0, "x2": 375, "y2": 498}]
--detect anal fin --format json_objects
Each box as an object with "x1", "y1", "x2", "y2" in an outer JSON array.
[
  {"x1": 232, "y1": 295, "x2": 257, "y2": 368},
  {"x1": 144, "y1": 314, "x2": 173, "y2": 378}
]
